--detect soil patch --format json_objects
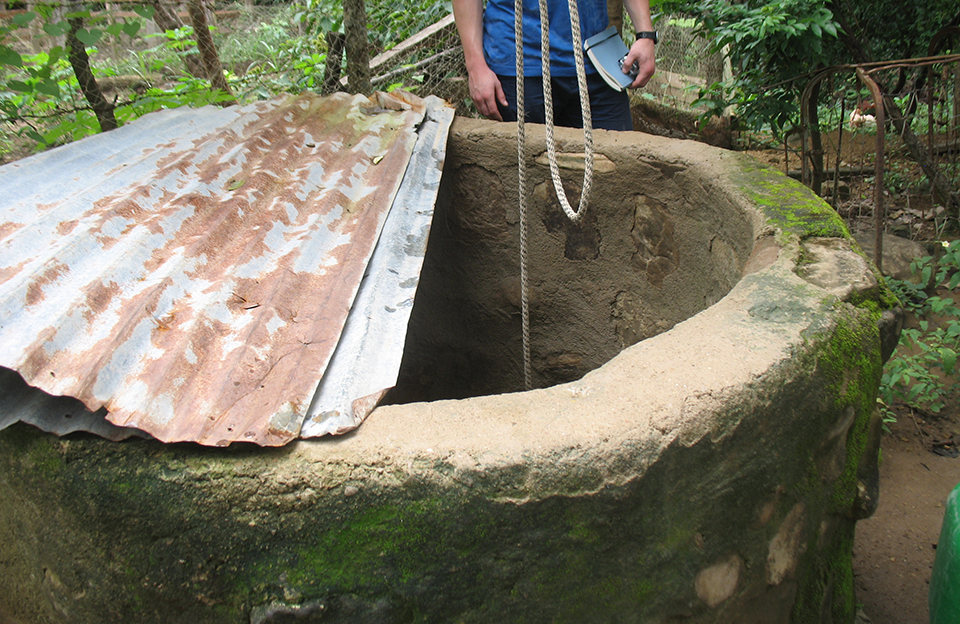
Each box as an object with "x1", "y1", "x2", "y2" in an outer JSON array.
[{"x1": 854, "y1": 411, "x2": 960, "y2": 622}]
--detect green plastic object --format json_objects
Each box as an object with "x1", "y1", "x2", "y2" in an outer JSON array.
[{"x1": 931, "y1": 482, "x2": 960, "y2": 624}]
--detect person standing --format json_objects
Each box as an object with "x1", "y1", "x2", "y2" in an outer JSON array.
[{"x1": 452, "y1": 0, "x2": 657, "y2": 130}]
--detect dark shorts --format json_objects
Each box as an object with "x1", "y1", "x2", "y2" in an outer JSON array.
[{"x1": 496, "y1": 72, "x2": 633, "y2": 131}]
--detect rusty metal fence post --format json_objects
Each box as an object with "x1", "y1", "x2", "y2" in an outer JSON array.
[
  {"x1": 856, "y1": 67, "x2": 886, "y2": 273},
  {"x1": 800, "y1": 48, "x2": 960, "y2": 273}
]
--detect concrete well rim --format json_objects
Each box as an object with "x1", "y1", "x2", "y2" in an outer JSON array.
[{"x1": 289, "y1": 148, "x2": 861, "y2": 493}]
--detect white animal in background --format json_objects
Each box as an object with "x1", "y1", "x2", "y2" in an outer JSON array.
[{"x1": 849, "y1": 101, "x2": 877, "y2": 129}]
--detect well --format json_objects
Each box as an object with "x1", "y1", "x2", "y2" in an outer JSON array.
[{"x1": 0, "y1": 118, "x2": 899, "y2": 624}]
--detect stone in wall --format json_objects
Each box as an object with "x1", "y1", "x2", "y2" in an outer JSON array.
[{"x1": 630, "y1": 194, "x2": 678, "y2": 286}]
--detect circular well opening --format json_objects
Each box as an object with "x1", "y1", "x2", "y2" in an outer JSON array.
[{"x1": 386, "y1": 126, "x2": 758, "y2": 403}]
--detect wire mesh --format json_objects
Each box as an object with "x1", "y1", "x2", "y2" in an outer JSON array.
[
  {"x1": 0, "y1": 2, "x2": 719, "y2": 161},
  {"x1": 639, "y1": 16, "x2": 717, "y2": 111}
]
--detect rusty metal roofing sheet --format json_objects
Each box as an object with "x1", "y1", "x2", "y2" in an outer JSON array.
[
  {"x1": 0, "y1": 367, "x2": 144, "y2": 441},
  {"x1": 0, "y1": 91, "x2": 454, "y2": 446},
  {"x1": 301, "y1": 97, "x2": 454, "y2": 438}
]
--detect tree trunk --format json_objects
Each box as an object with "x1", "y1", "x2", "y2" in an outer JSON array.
[
  {"x1": 149, "y1": 0, "x2": 206, "y2": 77},
  {"x1": 953, "y1": 64, "x2": 959, "y2": 149},
  {"x1": 186, "y1": 0, "x2": 237, "y2": 105},
  {"x1": 321, "y1": 32, "x2": 346, "y2": 95},
  {"x1": 66, "y1": 18, "x2": 117, "y2": 132},
  {"x1": 342, "y1": 0, "x2": 371, "y2": 94},
  {"x1": 24, "y1": 1, "x2": 44, "y2": 53},
  {"x1": 805, "y1": 80, "x2": 825, "y2": 195},
  {"x1": 607, "y1": 0, "x2": 624, "y2": 35}
]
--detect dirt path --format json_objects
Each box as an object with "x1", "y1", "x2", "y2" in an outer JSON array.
[{"x1": 854, "y1": 413, "x2": 960, "y2": 623}]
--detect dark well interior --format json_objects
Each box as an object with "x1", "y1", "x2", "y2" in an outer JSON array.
[{"x1": 387, "y1": 128, "x2": 757, "y2": 402}]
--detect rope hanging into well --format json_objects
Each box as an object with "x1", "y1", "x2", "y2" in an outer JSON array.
[
  {"x1": 514, "y1": 0, "x2": 595, "y2": 390},
  {"x1": 539, "y1": 0, "x2": 595, "y2": 223}
]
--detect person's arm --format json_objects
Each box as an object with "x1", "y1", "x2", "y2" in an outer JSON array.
[
  {"x1": 452, "y1": 0, "x2": 508, "y2": 120},
  {"x1": 621, "y1": 0, "x2": 656, "y2": 89}
]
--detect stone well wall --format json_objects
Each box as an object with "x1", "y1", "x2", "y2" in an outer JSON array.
[
  {"x1": 0, "y1": 118, "x2": 899, "y2": 624},
  {"x1": 389, "y1": 119, "x2": 756, "y2": 401}
]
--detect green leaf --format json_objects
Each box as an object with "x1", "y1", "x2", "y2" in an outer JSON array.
[
  {"x1": 12, "y1": 11, "x2": 36, "y2": 26},
  {"x1": 47, "y1": 46, "x2": 65, "y2": 64},
  {"x1": 940, "y1": 348, "x2": 957, "y2": 374},
  {"x1": 122, "y1": 21, "x2": 142, "y2": 38},
  {"x1": 105, "y1": 23, "x2": 124, "y2": 37},
  {"x1": 0, "y1": 45, "x2": 22, "y2": 68},
  {"x1": 25, "y1": 129, "x2": 47, "y2": 144},
  {"x1": 42, "y1": 21, "x2": 71, "y2": 37},
  {"x1": 36, "y1": 78, "x2": 60, "y2": 97},
  {"x1": 75, "y1": 28, "x2": 103, "y2": 46},
  {"x1": 7, "y1": 80, "x2": 31, "y2": 93},
  {"x1": 133, "y1": 5, "x2": 156, "y2": 19}
]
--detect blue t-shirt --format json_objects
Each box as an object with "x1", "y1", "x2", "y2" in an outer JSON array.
[{"x1": 483, "y1": 0, "x2": 609, "y2": 77}]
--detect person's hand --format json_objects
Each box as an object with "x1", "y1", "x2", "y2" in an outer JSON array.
[
  {"x1": 622, "y1": 38, "x2": 656, "y2": 89},
  {"x1": 468, "y1": 65, "x2": 507, "y2": 121}
]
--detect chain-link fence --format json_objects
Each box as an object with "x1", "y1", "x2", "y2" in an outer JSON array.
[
  {"x1": 0, "y1": 1, "x2": 723, "y2": 159},
  {"x1": 641, "y1": 17, "x2": 718, "y2": 111},
  {"x1": 199, "y1": 3, "x2": 717, "y2": 118}
]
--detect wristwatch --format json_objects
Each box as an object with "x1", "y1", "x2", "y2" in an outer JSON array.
[{"x1": 635, "y1": 31, "x2": 658, "y2": 44}]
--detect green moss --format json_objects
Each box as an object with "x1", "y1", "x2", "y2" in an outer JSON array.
[
  {"x1": 791, "y1": 519, "x2": 857, "y2": 624},
  {"x1": 818, "y1": 307, "x2": 882, "y2": 513},
  {"x1": 733, "y1": 156, "x2": 850, "y2": 240},
  {"x1": 787, "y1": 301, "x2": 883, "y2": 622},
  {"x1": 282, "y1": 496, "x2": 476, "y2": 593},
  {"x1": 830, "y1": 529, "x2": 857, "y2": 622},
  {"x1": 18, "y1": 427, "x2": 65, "y2": 478},
  {"x1": 533, "y1": 565, "x2": 655, "y2": 621},
  {"x1": 565, "y1": 505, "x2": 601, "y2": 545}
]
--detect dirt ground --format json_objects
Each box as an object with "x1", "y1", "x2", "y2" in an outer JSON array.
[{"x1": 854, "y1": 409, "x2": 960, "y2": 623}]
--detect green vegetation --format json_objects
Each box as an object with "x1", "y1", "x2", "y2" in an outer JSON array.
[
  {"x1": 656, "y1": 0, "x2": 841, "y2": 133},
  {"x1": 0, "y1": 0, "x2": 454, "y2": 159},
  {"x1": 652, "y1": 0, "x2": 958, "y2": 136},
  {"x1": 880, "y1": 241, "x2": 960, "y2": 417}
]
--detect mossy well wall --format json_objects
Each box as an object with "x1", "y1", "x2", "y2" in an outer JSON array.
[{"x1": 0, "y1": 118, "x2": 896, "y2": 624}]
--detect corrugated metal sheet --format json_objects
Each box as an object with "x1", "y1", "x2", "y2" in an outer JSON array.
[
  {"x1": 302, "y1": 97, "x2": 454, "y2": 437},
  {"x1": 0, "y1": 367, "x2": 144, "y2": 441},
  {"x1": 0, "y1": 91, "x2": 454, "y2": 446}
]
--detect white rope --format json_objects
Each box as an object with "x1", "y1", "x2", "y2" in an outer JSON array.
[
  {"x1": 514, "y1": 0, "x2": 532, "y2": 390},
  {"x1": 515, "y1": 0, "x2": 595, "y2": 391},
  {"x1": 539, "y1": 0, "x2": 594, "y2": 224}
]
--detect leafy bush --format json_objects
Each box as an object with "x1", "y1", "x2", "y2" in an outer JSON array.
[
  {"x1": 1, "y1": 0, "x2": 455, "y2": 156},
  {"x1": 880, "y1": 241, "x2": 960, "y2": 417},
  {"x1": 655, "y1": 0, "x2": 841, "y2": 135}
]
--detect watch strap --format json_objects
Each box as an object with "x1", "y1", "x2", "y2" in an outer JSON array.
[{"x1": 635, "y1": 30, "x2": 658, "y2": 44}]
